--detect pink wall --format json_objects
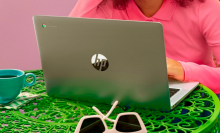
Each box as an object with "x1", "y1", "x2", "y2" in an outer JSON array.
[{"x1": 0, "y1": 0, "x2": 77, "y2": 71}]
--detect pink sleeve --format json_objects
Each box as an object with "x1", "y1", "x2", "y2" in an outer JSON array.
[
  {"x1": 180, "y1": 0, "x2": 220, "y2": 94},
  {"x1": 68, "y1": 0, "x2": 108, "y2": 19}
]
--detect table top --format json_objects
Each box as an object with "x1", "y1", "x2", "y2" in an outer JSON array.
[{"x1": 0, "y1": 69, "x2": 219, "y2": 133}]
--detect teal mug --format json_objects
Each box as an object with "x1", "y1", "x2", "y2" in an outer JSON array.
[{"x1": 0, "y1": 69, "x2": 36, "y2": 104}]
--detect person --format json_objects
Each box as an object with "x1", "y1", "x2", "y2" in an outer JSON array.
[{"x1": 69, "y1": 0, "x2": 220, "y2": 129}]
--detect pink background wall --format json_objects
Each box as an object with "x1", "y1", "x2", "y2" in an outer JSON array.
[{"x1": 0, "y1": 0, "x2": 77, "y2": 71}]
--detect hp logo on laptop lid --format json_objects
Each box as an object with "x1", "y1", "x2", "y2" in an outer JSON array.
[{"x1": 91, "y1": 54, "x2": 109, "y2": 71}]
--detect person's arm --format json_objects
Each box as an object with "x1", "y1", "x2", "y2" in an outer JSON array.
[
  {"x1": 179, "y1": 0, "x2": 220, "y2": 94},
  {"x1": 69, "y1": 0, "x2": 109, "y2": 19}
]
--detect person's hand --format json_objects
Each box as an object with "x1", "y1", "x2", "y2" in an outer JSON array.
[{"x1": 166, "y1": 57, "x2": 184, "y2": 81}]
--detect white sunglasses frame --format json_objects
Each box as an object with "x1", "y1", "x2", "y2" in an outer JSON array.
[{"x1": 74, "y1": 101, "x2": 148, "y2": 133}]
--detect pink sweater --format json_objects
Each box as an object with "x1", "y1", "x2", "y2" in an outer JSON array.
[{"x1": 69, "y1": 0, "x2": 220, "y2": 94}]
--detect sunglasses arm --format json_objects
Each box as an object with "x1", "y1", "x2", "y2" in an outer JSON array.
[
  {"x1": 92, "y1": 101, "x2": 118, "y2": 123},
  {"x1": 104, "y1": 101, "x2": 118, "y2": 119},
  {"x1": 92, "y1": 106, "x2": 116, "y2": 123},
  {"x1": 92, "y1": 106, "x2": 105, "y2": 117}
]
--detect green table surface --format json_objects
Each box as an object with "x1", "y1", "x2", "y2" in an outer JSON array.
[{"x1": 0, "y1": 69, "x2": 219, "y2": 133}]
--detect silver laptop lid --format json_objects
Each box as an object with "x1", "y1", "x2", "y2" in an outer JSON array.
[{"x1": 33, "y1": 16, "x2": 171, "y2": 111}]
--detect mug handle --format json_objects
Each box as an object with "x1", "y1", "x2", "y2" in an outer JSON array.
[{"x1": 24, "y1": 73, "x2": 36, "y2": 87}]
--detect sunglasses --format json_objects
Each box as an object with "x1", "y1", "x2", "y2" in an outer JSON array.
[{"x1": 74, "y1": 101, "x2": 147, "y2": 133}]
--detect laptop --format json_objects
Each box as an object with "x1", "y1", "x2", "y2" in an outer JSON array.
[{"x1": 33, "y1": 15, "x2": 199, "y2": 111}]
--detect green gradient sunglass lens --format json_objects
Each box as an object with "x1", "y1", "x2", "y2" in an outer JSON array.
[
  {"x1": 116, "y1": 115, "x2": 142, "y2": 132},
  {"x1": 80, "y1": 118, "x2": 105, "y2": 133}
]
